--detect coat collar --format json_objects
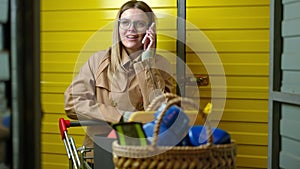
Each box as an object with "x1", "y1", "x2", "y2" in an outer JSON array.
[
  {"x1": 121, "y1": 49, "x2": 142, "y2": 71},
  {"x1": 95, "y1": 48, "x2": 142, "y2": 92}
]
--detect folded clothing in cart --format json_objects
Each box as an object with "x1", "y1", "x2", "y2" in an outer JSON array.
[
  {"x1": 143, "y1": 104, "x2": 190, "y2": 146},
  {"x1": 142, "y1": 103, "x2": 231, "y2": 146},
  {"x1": 188, "y1": 125, "x2": 231, "y2": 146}
]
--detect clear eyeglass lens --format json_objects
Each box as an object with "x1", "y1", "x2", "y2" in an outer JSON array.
[{"x1": 119, "y1": 19, "x2": 148, "y2": 32}]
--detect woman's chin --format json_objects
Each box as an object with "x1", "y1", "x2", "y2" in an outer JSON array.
[{"x1": 124, "y1": 44, "x2": 143, "y2": 52}]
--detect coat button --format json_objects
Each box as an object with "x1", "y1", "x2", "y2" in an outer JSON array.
[
  {"x1": 111, "y1": 100, "x2": 117, "y2": 107},
  {"x1": 137, "y1": 102, "x2": 144, "y2": 110}
]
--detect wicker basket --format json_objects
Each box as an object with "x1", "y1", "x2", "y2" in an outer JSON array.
[{"x1": 112, "y1": 93, "x2": 237, "y2": 169}]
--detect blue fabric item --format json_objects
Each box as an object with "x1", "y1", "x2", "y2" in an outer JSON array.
[
  {"x1": 2, "y1": 114, "x2": 10, "y2": 128},
  {"x1": 143, "y1": 105, "x2": 190, "y2": 146},
  {"x1": 143, "y1": 121, "x2": 182, "y2": 146},
  {"x1": 188, "y1": 125, "x2": 231, "y2": 146},
  {"x1": 154, "y1": 105, "x2": 181, "y2": 128}
]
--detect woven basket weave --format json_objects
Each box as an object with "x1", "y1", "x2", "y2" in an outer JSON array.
[{"x1": 112, "y1": 93, "x2": 237, "y2": 169}]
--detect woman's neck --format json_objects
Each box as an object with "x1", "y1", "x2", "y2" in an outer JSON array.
[{"x1": 125, "y1": 48, "x2": 143, "y2": 60}]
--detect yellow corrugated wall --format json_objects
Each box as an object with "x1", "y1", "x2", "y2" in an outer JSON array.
[{"x1": 40, "y1": 0, "x2": 269, "y2": 168}]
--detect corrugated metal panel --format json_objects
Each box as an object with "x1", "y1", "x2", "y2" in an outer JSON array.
[
  {"x1": 281, "y1": 2, "x2": 300, "y2": 93},
  {"x1": 279, "y1": 0, "x2": 300, "y2": 168},
  {"x1": 0, "y1": 25, "x2": 3, "y2": 50},
  {"x1": 41, "y1": 0, "x2": 176, "y2": 10},
  {"x1": 280, "y1": 104, "x2": 300, "y2": 168},
  {"x1": 281, "y1": 104, "x2": 300, "y2": 141},
  {"x1": 0, "y1": 51, "x2": 9, "y2": 80},
  {"x1": 40, "y1": 1, "x2": 177, "y2": 168},
  {"x1": 186, "y1": 1, "x2": 269, "y2": 168},
  {"x1": 281, "y1": 71, "x2": 300, "y2": 93},
  {"x1": 41, "y1": 9, "x2": 176, "y2": 31},
  {"x1": 40, "y1": 0, "x2": 270, "y2": 168},
  {"x1": 0, "y1": 0, "x2": 8, "y2": 23}
]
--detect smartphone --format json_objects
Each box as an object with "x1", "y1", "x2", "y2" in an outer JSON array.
[{"x1": 142, "y1": 22, "x2": 155, "y2": 48}]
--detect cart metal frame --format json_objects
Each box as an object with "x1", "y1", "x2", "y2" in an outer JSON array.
[{"x1": 59, "y1": 118, "x2": 107, "y2": 169}]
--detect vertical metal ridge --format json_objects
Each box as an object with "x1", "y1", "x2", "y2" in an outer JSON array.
[{"x1": 176, "y1": 0, "x2": 186, "y2": 96}]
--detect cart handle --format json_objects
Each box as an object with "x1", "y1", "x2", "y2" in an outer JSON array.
[
  {"x1": 58, "y1": 118, "x2": 82, "y2": 140},
  {"x1": 59, "y1": 118, "x2": 111, "y2": 140},
  {"x1": 59, "y1": 118, "x2": 71, "y2": 140}
]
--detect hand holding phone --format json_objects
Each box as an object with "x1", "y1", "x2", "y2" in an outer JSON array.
[{"x1": 142, "y1": 22, "x2": 155, "y2": 51}]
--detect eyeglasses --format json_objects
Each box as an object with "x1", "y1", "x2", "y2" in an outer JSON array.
[{"x1": 118, "y1": 19, "x2": 149, "y2": 32}]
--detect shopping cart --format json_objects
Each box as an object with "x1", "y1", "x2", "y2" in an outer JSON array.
[{"x1": 59, "y1": 118, "x2": 109, "y2": 169}]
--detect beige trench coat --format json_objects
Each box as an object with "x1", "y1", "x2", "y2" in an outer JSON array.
[{"x1": 64, "y1": 48, "x2": 175, "y2": 152}]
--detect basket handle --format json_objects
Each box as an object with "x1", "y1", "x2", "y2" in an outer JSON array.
[
  {"x1": 146, "y1": 93, "x2": 179, "y2": 112},
  {"x1": 148, "y1": 93, "x2": 213, "y2": 147}
]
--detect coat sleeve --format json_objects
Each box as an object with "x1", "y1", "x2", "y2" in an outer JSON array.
[
  {"x1": 64, "y1": 53, "x2": 123, "y2": 123},
  {"x1": 133, "y1": 55, "x2": 176, "y2": 109}
]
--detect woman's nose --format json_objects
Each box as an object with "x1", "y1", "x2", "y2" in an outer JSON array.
[{"x1": 127, "y1": 23, "x2": 137, "y2": 31}]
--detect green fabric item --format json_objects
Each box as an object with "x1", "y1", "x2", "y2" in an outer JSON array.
[{"x1": 141, "y1": 49, "x2": 154, "y2": 61}]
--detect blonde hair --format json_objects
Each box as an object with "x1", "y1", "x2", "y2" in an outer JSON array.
[{"x1": 109, "y1": 0, "x2": 157, "y2": 75}]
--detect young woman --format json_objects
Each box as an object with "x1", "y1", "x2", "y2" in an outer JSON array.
[{"x1": 64, "y1": 0, "x2": 175, "y2": 163}]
